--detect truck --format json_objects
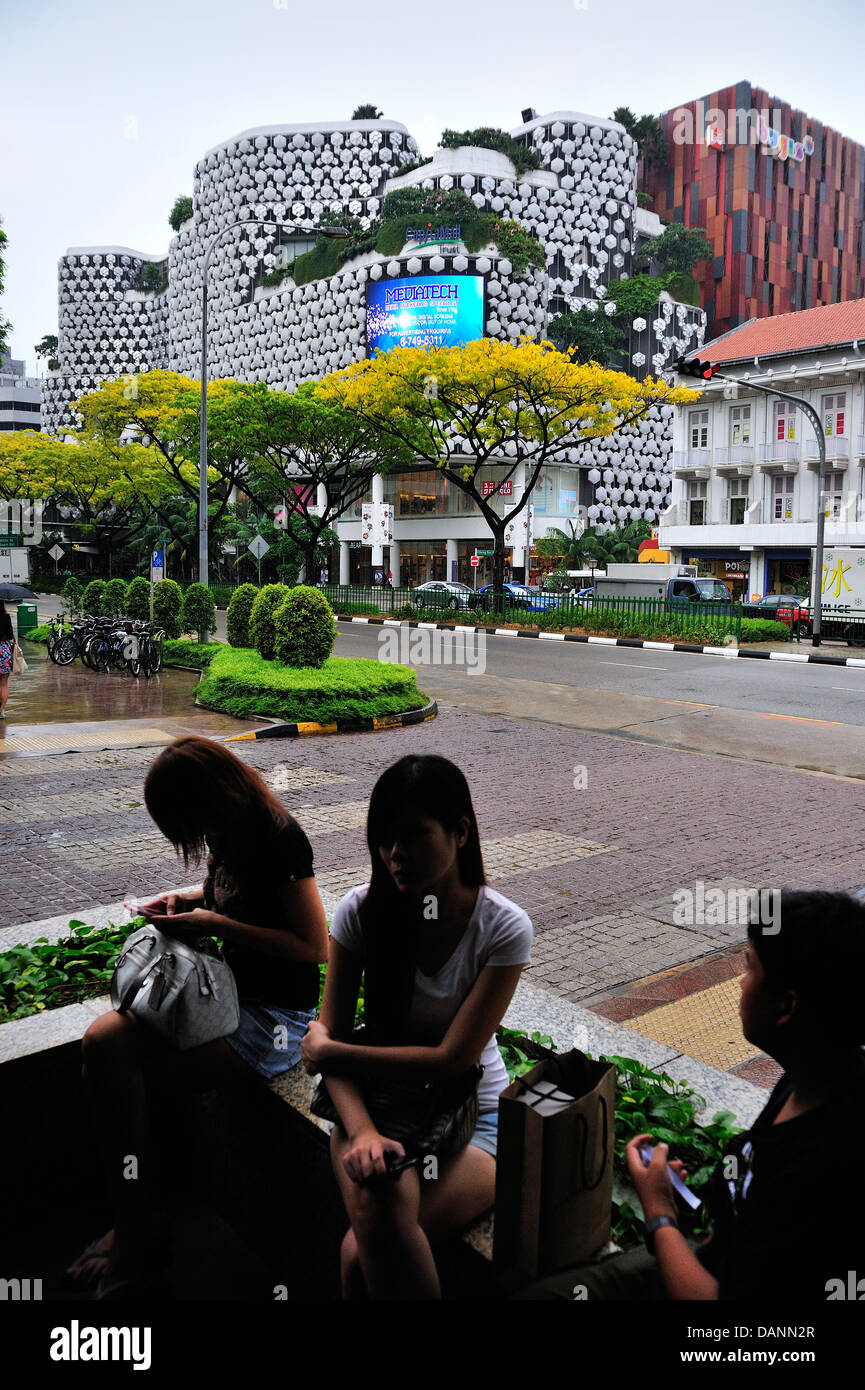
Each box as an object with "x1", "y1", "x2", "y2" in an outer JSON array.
[
  {"x1": 812, "y1": 548, "x2": 865, "y2": 644},
  {"x1": 593, "y1": 563, "x2": 732, "y2": 605},
  {"x1": 0, "y1": 547, "x2": 31, "y2": 585}
]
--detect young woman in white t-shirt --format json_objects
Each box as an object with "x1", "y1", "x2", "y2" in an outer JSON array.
[{"x1": 301, "y1": 753, "x2": 533, "y2": 1300}]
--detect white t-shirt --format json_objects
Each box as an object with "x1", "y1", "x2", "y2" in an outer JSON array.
[{"x1": 329, "y1": 883, "x2": 533, "y2": 1112}]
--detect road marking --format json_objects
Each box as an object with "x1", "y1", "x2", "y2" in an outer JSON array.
[
  {"x1": 756, "y1": 712, "x2": 842, "y2": 725},
  {"x1": 598, "y1": 661, "x2": 668, "y2": 669},
  {"x1": 832, "y1": 686, "x2": 865, "y2": 692}
]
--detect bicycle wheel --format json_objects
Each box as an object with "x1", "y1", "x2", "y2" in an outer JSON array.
[{"x1": 54, "y1": 635, "x2": 78, "y2": 666}]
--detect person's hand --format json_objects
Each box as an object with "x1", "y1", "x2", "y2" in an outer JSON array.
[
  {"x1": 145, "y1": 907, "x2": 220, "y2": 940},
  {"x1": 139, "y1": 892, "x2": 184, "y2": 919},
  {"x1": 301, "y1": 1019, "x2": 332, "y2": 1074},
  {"x1": 343, "y1": 1128, "x2": 407, "y2": 1186},
  {"x1": 625, "y1": 1133, "x2": 687, "y2": 1223}
]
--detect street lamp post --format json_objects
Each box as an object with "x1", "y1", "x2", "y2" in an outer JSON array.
[{"x1": 198, "y1": 217, "x2": 347, "y2": 587}]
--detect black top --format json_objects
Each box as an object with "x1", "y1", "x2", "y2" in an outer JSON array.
[
  {"x1": 202, "y1": 816, "x2": 319, "y2": 1011},
  {"x1": 698, "y1": 1069, "x2": 865, "y2": 1299}
]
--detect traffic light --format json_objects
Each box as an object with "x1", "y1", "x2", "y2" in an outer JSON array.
[{"x1": 675, "y1": 354, "x2": 721, "y2": 381}]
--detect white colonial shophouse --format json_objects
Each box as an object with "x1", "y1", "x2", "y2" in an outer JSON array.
[{"x1": 661, "y1": 300, "x2": 865, "y2": 601}]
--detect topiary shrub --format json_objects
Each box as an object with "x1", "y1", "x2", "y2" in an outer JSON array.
[
  {"x1": 273, "y1": 587, "x2": 336, "y2": 669},
  {"x1": 226, "y1": 583, "x2": 259, "y2": 648},
  {"x1": 152, "y1": 578, "x2": 183, "y2": 639},
  {"x1": 249, "y1": 583, "x2": 290, "y2": 660},
  {"x1": 126, "y1": 576, "x2": 152, "y2": 622},
  {"x1": 61, "y1": 576, "x2": 83, "y2": 618},
  {"x1": 180, "y1": 582, "x2": 217, "y2": 642},
  {"x1": 102, "y1": 578, "x2": 128, "y2": 618},
  {"x1": 82, "y1": 579, "x2": 106, "y2": 617}
]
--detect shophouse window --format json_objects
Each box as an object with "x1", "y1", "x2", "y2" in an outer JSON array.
[
  {"x1": 822, "y1": 393, "x2": 846, "y2": 437},
  {"x1": 556, "y1": 467, "x2": 580, "y2": 516},
  {"x1": 774, "y1": 400, "x2": 796, "y2": 440},
  {"x1": 824, "y1": 471, "x2": 845, "y2": 519},
  {"x1": 532, "y1": 471, "x2": 555, "y2": 514},
  {"x1": 687, "y1": 478, "x2": 707, "y2": 524},
  {"x1": 772, "y1": 475, "x2": 795, "y2": 521},
  {"x1": 728, "y1": 474, "x2": 749, "y2": 524},
  {"x1": 729, "y1": 405, "x2": 751, "y2": 447},
  {"x1": 689, "y1": 410, "x2": 709, "y2": 450}
]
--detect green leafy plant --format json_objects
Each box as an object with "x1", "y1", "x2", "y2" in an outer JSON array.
[
  {"x1": 0, "y1": 920, "x2": 139, "y2": 1024},
  {"x1": 197, "y1": 648, "x2": 424, "y2": 723},
  {"x1": 226, "y1": 583, "x2": 259, "y2": 648},
  {"x1": 249, "y1": 583, "x2": 291, "y2": 661},
  {"x1": 180, "y1": 581, "x2": 217, "y2": 641},
  {"x1": 163, "y1": 638, "x2": 222, "y2": 667},
  {"x1": 391, "y1": 156, "x2": 433, "y2": 178},
  {"x1": 61, "y1": 576, "x2": 83, "y2": 618},
  {"x1": 152, "y1": 577, "x2": 183, "y2": 639},
  {"x1": 439, "y1": 127, "x2": 541, "y2": 178},
  {"x1": 168, "y1": 195, "x2": 194, "y2": 232},
  {"x1": 638, "y1": 223, "x2": 714, "y2": 276},
  {"x1": 134, "y1": 261, "x2": 168, "y2": 294},
  {"x1": 380, "y1": 185, "x2": 479, "y2": 227},
  {"x1": 273, "y1": 586, "x2": 336, "y2": 668},
  {"x1": 81, "y1": 579, "x2": 107, "y2": 617},
  {"x1": 35, "y1": 332, "x2": 60, "y2": 372},
  {"x1": 739, "y1": 617, "x2": 792, "y2": 642},
  {"x1": 126, "y1": 576, "x2": 152, "y2": 621},
  {"x1": 352, "y1": 104, "x2": 383, "y2": 120},
  {"x1": 102, "y1": 577, "x2": 128, "y2": 618}
]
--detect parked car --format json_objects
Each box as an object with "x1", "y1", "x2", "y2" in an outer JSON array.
[
  {"x1": 410, "y1": 581, "x2": 475, "y2": 611},
  {"x1": 743, "y1": 592, "x2": 812, "y2": 635},
  {"x1": 473, "y1": 583, "x2": 559, "y2": 614}
]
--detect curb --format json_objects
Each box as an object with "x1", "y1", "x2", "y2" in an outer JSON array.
[
  {"x1": 335, "y1": 615, "x2": 865, "y2": 668},
  {"x1": 224, "y1": 697, "x2": 438, "y2": 742}
]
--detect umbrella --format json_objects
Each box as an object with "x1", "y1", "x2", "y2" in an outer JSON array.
[{"x1": 0, "y1": 584, "x2": 37, "y2": 603}]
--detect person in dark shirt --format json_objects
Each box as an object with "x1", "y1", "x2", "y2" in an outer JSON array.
[
  {"x1": 66, "y1": 735, "x2": 328, "y2": 1296},
  {"x1": 517, "y1": 889, "x2": 865, "y2": 1300}
]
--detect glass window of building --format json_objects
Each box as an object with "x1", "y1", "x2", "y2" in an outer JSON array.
[
  {"x1": 687, "y1": 478, "x2": 707, "y2": 524},
  {"x1": 727, "y1": 474, "x2": 749, "y2": 524},
  {"x1": 729, "y1": 405, "x2": 751, "y2": 446},
  {"x1": 824, "y1": 470, "x2": 845, "y2": 518},
  {"x1": 689, "y1": 410, "x2": 709, "y2": 450},
  {"x1": 822, "y1": 393, "x2": 846, "y2": 437},
  {"x1": 532, "y1": 470, "x2": 555, "y2": 514},
  {"x1": 556, "y1": 468, "x2": 580, "y2": 516},
  {"x1": 772, "y1": 474, "x2": 795, "y2": 521},
  {"x1": 774, "y1": 400, "x2": 796, "y2": 440}
]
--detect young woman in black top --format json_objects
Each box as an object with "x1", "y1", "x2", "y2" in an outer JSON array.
[{"x1": 66, "y1": 735, "x2": 328, "y2": 1296}]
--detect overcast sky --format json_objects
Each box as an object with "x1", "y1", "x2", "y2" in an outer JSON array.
[{"x1": 2, "y1": 0, "x2": 863, "y2": 372}]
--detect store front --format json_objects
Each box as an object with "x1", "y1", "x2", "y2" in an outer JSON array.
[
  {"x1": 765, "y1": 552, "x2": 810, "y2": 596},
  {"x1": 683, "y1": 548, "x2": 754, "y2": 601},
  {"x1": 399, "y1": 539, "x2": 447, "y2": 588},
  {"x1": 456, "y1": 541, "x2": 504, "y2": 588}
]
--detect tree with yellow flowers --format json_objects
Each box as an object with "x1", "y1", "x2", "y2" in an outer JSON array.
[{"x1": 321, "y1": 337, "x2": 699, "y2": 593}]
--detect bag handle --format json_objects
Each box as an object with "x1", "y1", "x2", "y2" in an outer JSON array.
[{"x1": 575, "y1": 1094, "x2": 610, "y2": 1191}]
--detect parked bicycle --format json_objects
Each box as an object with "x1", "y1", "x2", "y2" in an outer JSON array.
[{"x1": 47, "y1": 616, "x2": 164, "y2": 678}]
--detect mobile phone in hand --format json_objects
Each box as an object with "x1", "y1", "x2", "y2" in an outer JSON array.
[{"x1": 638, "y1": 1142, "x2": 702, "y2": 1212}]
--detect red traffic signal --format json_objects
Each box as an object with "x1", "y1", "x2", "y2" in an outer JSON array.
[{"x1": 675, "y1": 354, "x2": 720, "y2": 381}]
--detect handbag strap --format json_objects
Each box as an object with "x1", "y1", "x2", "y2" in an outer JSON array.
[{"x1": 575, "y1": 1094, "x2": 610, "y2": 1191}]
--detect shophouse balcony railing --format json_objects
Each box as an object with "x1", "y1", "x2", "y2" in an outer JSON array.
[
  {"x1": 763, "y1": 439, "x2": 800, "y2": 464},
  {"x1": 805, "y1": 435, "x2": 849, "y2": 461},
  {"x1": 673, "y1": 449, "x2": 711, "y2": 470},
  {"x1": 713, "y1": 445, "x2": 753, "y2": 467}
]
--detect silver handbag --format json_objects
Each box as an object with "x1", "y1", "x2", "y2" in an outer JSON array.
[{"x1": 110, "y1": 924, "x2": 240, "y2": 1051}]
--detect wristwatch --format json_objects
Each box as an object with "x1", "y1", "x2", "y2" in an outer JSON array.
[{"x1": 644, "y1": 1215, "x2": 679, "y2": 1254}]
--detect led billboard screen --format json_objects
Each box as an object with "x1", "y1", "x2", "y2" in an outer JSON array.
[{"x1": 366, "y1": 274, "x2": 485, "y2": 354}]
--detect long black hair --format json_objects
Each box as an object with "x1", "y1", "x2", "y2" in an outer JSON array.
[
  {"x1": 360, "y1": 755, "x2": 486, "y2": 1039},
  {"x1": 0, "y1": 604, "x2": 13, "y2": 642}
]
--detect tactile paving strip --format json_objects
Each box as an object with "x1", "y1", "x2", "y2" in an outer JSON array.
[{"x1": 621, "y1": 977, "x2": 761, "y2": 1070}]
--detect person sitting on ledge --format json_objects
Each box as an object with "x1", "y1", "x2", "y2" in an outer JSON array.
[{"x1": 515, "y1": 890, "x2": 865, "y2": 1301}]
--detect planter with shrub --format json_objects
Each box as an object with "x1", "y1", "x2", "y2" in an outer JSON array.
[{"x1": 226, "y1": 583, "x2": 259, "y2": 648}]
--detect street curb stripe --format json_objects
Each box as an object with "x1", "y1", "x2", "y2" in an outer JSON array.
[
  {"x1": 334, "y1": 615, "x2": 865, "y2": 668},
  {"x1": 225, "y1": 699, "x2": 438, "y2": 742}
]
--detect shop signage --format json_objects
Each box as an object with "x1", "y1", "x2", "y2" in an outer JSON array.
[
  {"x1": 481, "y1": 480, "x2": 513, "y2": 497},
  {"x1": 757, "y1": 116, "x2": 814, "y2": 163},
  {"x1": 406, "y1": 223, "x2": 462, "y2": 252}
]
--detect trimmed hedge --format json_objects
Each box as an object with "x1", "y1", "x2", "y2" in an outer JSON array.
[
  {"x1": 226, "y1": 583, "x2": 259, "y2": 648},
  {"x1": 196, "y1": 648, "x2": 426, "y2": 723},
  {"x1": 739, "y1": 618, "x2": 793, "y2": 642},
  {"x1": 126, "y1": 576, "x2": 152, "y2": 621},
  {"x1": 249, "y1": 583, "x2": 290, "y2": 660},
  {"x1": 82, "y1": 579, "x2": 106, "y2": 617},
  {"x1": 273, "y1": 586, "x2": 336, "y2": 668},
  {"x1": 102, "y1": 578, "x2": 128, "y2": 618},
  {"x1": 153, "y1": 578, "x2": 183, "y2": 639},
  {"x1": 163, "y1": 639, "x2": 224, "y2": 668},
  {"x1": 180, "y1": 582, "x2": 217, "y2": 641}
]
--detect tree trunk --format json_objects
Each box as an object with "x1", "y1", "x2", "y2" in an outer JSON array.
[
  {"x1": 304, "y1": 543, "x2": 317, "y2": 588},
  {"x1": 492, "y1": 525, "x2": 507, "y2": 597}
]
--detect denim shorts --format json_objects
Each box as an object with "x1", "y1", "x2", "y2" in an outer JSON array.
[
  {"x1": 224, "y1": 1000, "x2": 316, "y2": 1079},
  {"x1": 469, "y1": 1108, "x2": 499, "y2": 1160}
]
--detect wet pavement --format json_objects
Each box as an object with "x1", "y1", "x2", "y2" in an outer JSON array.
[{"x1": 0, "y1": 640, "x2": 262, "y2": 756}]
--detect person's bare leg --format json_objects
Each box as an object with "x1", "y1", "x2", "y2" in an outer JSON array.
[
  {"x1": 0, "y1": 674, "x2": 8, "y2": 714},
  {"x1": 417, "y1": 1144, "x2": 496, "y2": 1243},
  {"x1": 330, "y1": 1127, "x2": 441, "y2": 1300}
]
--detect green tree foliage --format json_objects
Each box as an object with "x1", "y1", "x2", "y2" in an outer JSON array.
[
  {"x1": 126, "y1": 576, "x2": 152, "y2": 621},
  {"x1": 582, "y1": 520, "x2": 653, "y2": 567},
  {"x1": 439, "y1": 127, "x2": 541, "y2": 178},
  {"x1": 273, "y1": 587, "x2": 336, "y2": 668},
  {"x1": 102, "y1": 578, "x2": 128, "y2": 618},
  {"x1": 0, "y1": 216, "x2": 11, "y2": 361},
  {"x1": 226, "y1": 583, "x2": 259, "y2": 648},
  {"x1": 638, "y1": 223, "x2": 714, "y2": 275},
  {"x1": 134, "y1": 261, "x2": 168, "y2": 294},
  {"x1": 61, "y1": 576, "x2": 83, "y2": 618},
  {"x1": 81, "y1": 579, "x2": 106, "y2": 617},
  {"x1": 249, "y1": 583, "x2": 290, "y2": 660},
  {"x1": 548, "y1": 306, "x2": 623, "y2": 366},
  {"x1": 351, "y1": 104, "x2": 383, "y2": 119},
  {"x1": 153, "y1": 578, "x2": 183, "y2": 639},
  {"x1": 611, "y1": 108, "x2": 668, "y2": 172},
  {"x1": 35, "y1": 333, "x2": 60, "y2": 372},
  {"x1": 168, "y1": 196, "x2": 194, "y2": 232},
  {"x1": 180, "y1": 582, "x2": 217, "y2": 642}
]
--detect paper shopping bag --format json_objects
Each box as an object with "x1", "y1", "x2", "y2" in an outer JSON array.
[{"x1": 493, "y1": 1049, "x2": 615, "y2": 1289}]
